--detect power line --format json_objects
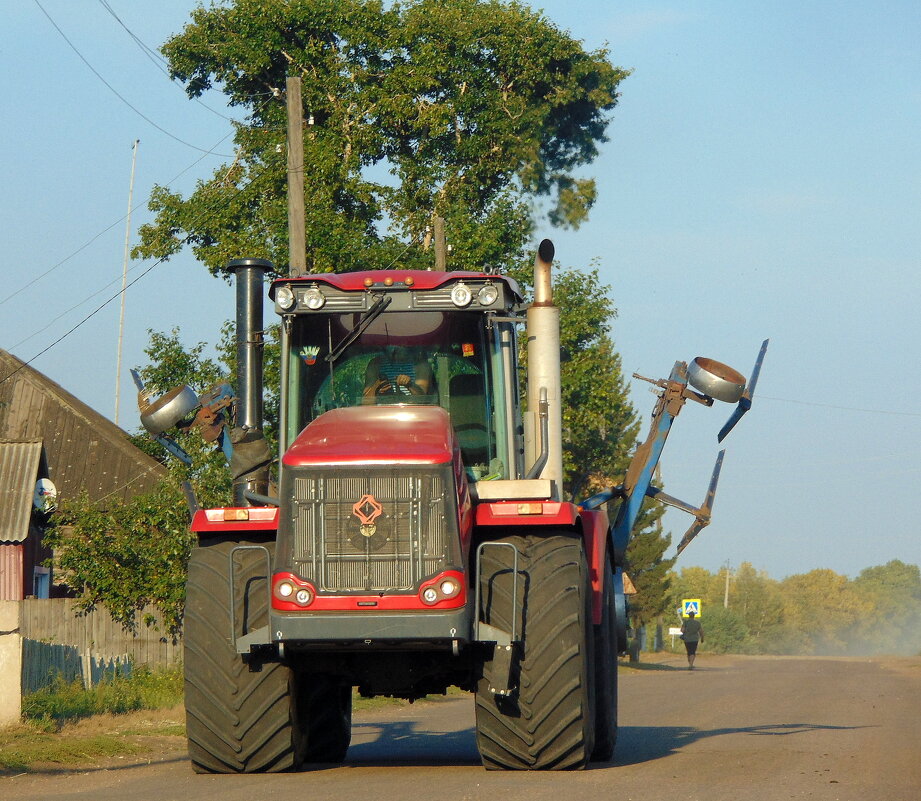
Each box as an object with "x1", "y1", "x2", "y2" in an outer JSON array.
[
  {"x1": 757, "y1": 395, "x2": 921, "y2": 419},
  {"x1": 0, "y1": 136, "x2": 236, "y2": 308},
  {"x1": 96, "y1": 0, "x2": 242, "y2": 125},
  {"x1": 0, "y1": 255, "x2": 172, "y2": 387},
  {"x1": 33, "y1": 0, "x2": 232, "y2": 156}
]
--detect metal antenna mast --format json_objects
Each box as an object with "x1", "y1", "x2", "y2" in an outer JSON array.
[{"x1": 115, "y1": 138, "x2": 139, "y2": 426}]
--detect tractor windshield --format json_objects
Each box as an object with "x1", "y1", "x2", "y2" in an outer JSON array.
[{"x1": 283, "y1": 308, "x2": 513, "y2": 481}]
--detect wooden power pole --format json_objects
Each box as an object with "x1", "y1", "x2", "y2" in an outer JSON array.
[
  {"x1": 286, "y1": 76, "x2": 307, "y2": 277},
  {"x1": 433, "y1": 216, "x2": 446, "y2": 271}
]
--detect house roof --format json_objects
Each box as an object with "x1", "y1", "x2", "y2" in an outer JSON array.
[
  {"x1": 0, "y1": 440, "x2": 45, "y2": 543},
  {"x1": 0, "y1": 349, "x2": 166, "y2": 504}
]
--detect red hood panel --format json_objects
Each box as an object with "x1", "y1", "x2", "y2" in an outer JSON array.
[{"x1": 283, "y1": 406, "x2": 457, "y2": 466}]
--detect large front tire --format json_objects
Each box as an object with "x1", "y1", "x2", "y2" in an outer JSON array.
[
  {"x1": 184, "y1": 539, "x2": 305, "y2": 773},
  {"x1": 475, "y1": 533, "x2": 595, "y2": 770}
]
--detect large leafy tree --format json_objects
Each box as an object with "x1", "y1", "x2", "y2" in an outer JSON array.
[{"x1": 134, "y1": 0, "x2": 628, "y2": 276}]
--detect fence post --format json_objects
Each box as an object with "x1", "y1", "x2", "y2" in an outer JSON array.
[{"x1": 0, "y1": 601, "x2": 23, "y2": 726}]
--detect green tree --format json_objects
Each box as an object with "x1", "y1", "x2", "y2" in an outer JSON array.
[
  {"x1": 553, "y1": 265, "x2": 639, "y2": 496},
  {"x1": 625, "y1": 507, "x2": 674, "y2": 629},
  {"x1": 852, "y1": 560, "x2": 921, "y2": 655},
  {"x1": 700, "y1": 605, "x2": 749, "y2": 654},
  {"x1": 45, "y1": 484, "x2": 192, "y2": 638},
  {"x1": 781, "y1": 568, "x2": 873, "y2": 654},
  {"x1": 134, "y1": 0, "x2": 628, "y2": 277}
]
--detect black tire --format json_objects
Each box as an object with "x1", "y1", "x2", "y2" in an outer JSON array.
[
  {"x1": 297, "y1": 676, "x2": 352, "y2": 763},
  {"x1": 475, "y1": 533, "x2": 595, "y2": 770},
  {"x1": 591, "y1": 557, "x2": 618, "y2": 761},
  {"x1": 184, "y1": 539, "x2": 305, "y2": 773}
]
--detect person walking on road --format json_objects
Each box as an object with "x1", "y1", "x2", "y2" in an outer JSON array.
[{"x1": 681, "y1": 611, "x2": 704, "y2": 670}]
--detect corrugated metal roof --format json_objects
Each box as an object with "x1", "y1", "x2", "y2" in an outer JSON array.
[
  {"x1": 0, "y1": 439, "x2": 43, "y2": 543},
  {"x1": 0, "y1": 349, "x2": 167, "y2": 504}
]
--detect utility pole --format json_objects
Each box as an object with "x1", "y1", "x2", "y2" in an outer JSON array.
[
  {"x1": 286, "y1": 76, "x2": 306, "y2": 277},
  {"x1": 433, "y1": 216, "x2": 446, "y2": 271},
  {"x1": 114, "y1": 138, "x2": 139, "y2": 426},
  {"x1": 723, "y1": 560, "x2": 732, "y2": 608}
]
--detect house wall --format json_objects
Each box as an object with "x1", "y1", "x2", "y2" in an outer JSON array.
[
  {"x1": 0, "y1": 544, "x2": 24, "y2": 601},
  {"x1": 0, "y1": 601, "x2": 22, "y2": 725}
]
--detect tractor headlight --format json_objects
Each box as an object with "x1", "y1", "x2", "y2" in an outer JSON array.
[
  {"x1": 477, "y1": 284, "x2": 499, "y2": 306},
  {"x1": 276, "y1": 285, "x2": 296, "y2": 310},
  {"x1": 302, "y1": 286, "x2": 326, "y2": 310},
  {"x1": 450, "y1": 282, "x2": 472, "y2": 307}
]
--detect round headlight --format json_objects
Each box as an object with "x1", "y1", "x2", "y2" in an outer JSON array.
[
  {"x1": 276, "y1": 285, "x2": 296, "y2": 310},
  {"x1": 422, "y1": 587, "x2": 439, "y2": 604},
  {"x1": 303, "y1": 287, "x2": 326, "y2": 310},
  {"x1": 440, "y1": 579, "x2": 457, "y2": 597},
  {"x1": 277, "y1": 581, "x2": 294, "y2": 598},
  {"x1": 295, "y1": 588, "x2": 313, "y2": 605},
  {"x1": 477, "y1": 284, "x2": 499, "y2": 306},
  {"x1": 450, "y1": 282, "x2": 472, "y2": 307}
]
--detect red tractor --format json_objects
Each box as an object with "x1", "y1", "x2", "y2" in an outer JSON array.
[{"x1": 138, "y1": 241, "x2": 765, "y2": 772}]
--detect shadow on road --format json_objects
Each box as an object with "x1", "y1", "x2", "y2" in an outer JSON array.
[
  {"x1": 343, "y1": 720, "x2": 481, "y2": 767},
  {"x1": 607, "y1": 722, "x2": 871, "y2": 768}
]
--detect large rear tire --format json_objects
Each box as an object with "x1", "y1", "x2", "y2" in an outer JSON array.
[
  {"x1": 591, "y1": 557, "x2": 618, "y2": 761},
  {"x1": 184, "y1": 539, "x2": 305, "y2": 773},
  {"x1": 475, "y1": 533, "x2": 595, "y2": 770}
]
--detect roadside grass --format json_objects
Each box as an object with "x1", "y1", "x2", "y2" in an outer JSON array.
[
  {"x1": 0, "y1": 725, "x2": 148, "y2": 774},
  {"x1": 1, "y1": 665, "x2": 187, "y2": 774},
  {"x1": 21, "y1": 665, "x2": 184, "y2": 731}
]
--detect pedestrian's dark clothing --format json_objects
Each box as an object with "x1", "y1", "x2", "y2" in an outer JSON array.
[
  {"x1": 680, "y1": 615, "x2": 704, "y2": 667},
  {"x1": 681, "y1": 617, "x2": 702, "y2": 642}
]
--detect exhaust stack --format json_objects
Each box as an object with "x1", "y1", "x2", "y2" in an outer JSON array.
[
  {"x1": 526, "y1": 240, "x2": 562, "y2": 499},
  {"x1": 229, "y1": 258, "x2": 273, "y2": 506}
]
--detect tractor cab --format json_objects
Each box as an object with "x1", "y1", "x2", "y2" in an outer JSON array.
[{"x1": 274, "y1": 270, "x2": 525, "y2": 483}]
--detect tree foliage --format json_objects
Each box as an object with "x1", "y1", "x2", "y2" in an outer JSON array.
[
  {"x1": 134, "y1": 0, "x2": 628, "y2": 277},
  {"x1": 666, "y1": 559, "x2": 921, "y2": 656},
  {"x1": 45, "y1": 484, "x2": 192, "y2": 639}
]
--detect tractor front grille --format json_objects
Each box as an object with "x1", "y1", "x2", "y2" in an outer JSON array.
[{"x1": 284, "y1": 467, "x2": 458, "y2": 592}]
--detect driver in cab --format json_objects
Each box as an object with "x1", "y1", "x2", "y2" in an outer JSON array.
[{"x1": 362, "y1": 346, "x2": 434, "y2": 403}]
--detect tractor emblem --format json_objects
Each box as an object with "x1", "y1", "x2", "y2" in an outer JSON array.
[{"x1": 352, "y1": 494, "x2": 383, "y2": 537}]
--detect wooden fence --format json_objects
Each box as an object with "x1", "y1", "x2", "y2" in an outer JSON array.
[{"x1": 19, "y1": 598, "x2": 181, "y2": 693}]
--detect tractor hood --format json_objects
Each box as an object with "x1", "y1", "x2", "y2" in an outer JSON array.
[{"x1": 282, "y1": 405, "x2": 459, "y2": 467}]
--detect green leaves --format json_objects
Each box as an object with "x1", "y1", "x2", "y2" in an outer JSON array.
[
  {"x1": 45, "y1": 486, "x2": 194, "y2": 639},
  {"x1": 134, "y1": 0, "x2": 628, "y2": 277},
  {"x1": 668, "y1": 560, "x2": 921, "y2": 656}
]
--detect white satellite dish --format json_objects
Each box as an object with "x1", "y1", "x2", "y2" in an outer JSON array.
[{"x1": 33, "y1": 478, "x2": 58, "y2": 513}]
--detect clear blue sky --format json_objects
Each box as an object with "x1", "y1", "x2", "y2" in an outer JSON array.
[{"x1": 3, "y1": 1, "x2": 919, "y2": 580}]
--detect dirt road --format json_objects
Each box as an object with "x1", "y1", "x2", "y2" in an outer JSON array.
[{"x1": 4, "y1": 654, "x2": 919, "y2": 801}]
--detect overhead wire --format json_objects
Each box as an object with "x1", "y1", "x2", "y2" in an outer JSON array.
[
  {"x1": 0, "y1": 134, "x2": 236, "y2": 308},
  {"x1": 1, "y1": 79, "x2": 284, "y2": 383},
  {"x1": 33, "y1": 0, "x2": 232, "y2": 156},
  {"x1": 96, "y1": 0, "x2": 243, "y2": 124}
]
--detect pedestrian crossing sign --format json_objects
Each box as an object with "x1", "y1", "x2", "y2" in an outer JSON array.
[{"x1": 682, "y1": 599, "x2": 701, "y2": 618}]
